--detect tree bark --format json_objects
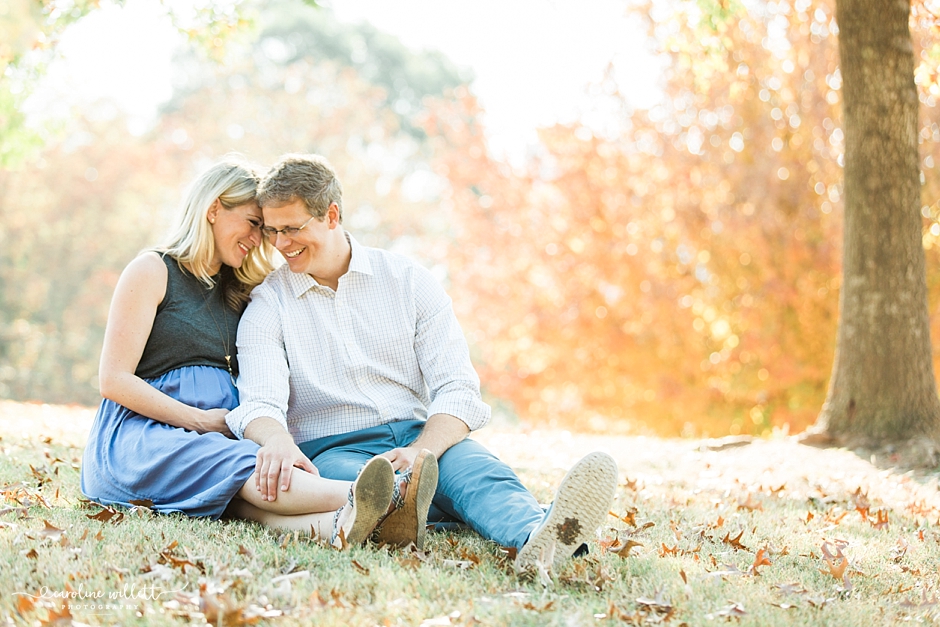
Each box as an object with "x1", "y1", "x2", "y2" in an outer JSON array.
[{"x1": 815, "y1": 0, "x2": 940, "y2": 443}]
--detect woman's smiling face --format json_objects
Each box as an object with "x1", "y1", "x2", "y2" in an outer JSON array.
[{"x1": 209, "y1": 200, "x2": 263, "y2": 272}]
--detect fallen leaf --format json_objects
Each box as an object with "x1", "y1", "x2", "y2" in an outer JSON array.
[
  {"x1": 722, "y1": 530, "x2": 748, "y2": 551},
  {"x1": 749, "y1": 547, "x2": 772, "y2": 576},
  {"x1": 771, "y1": 602, "x2": 798, "y2": 610},
  {"x1": 774, "y1": 582, "x2": 807, "y2": 595},
  {"x1": 852, "y1": 488, "x2": 870, "y2": 521},
  {"x1": 870, "y1": 509, "x2": 889, "y2": 530},
  {"x1": 711, "y1": 602, "x2": 747, "y2": 620},
  {"x1": 15, "y1": 593, "x2": 36, "y2": 615},
  {"x1": 737, "y1": 494, "x2": 762, "y2": 511},
  {"x1": 36, "y1": 520, "x2": 64, "y2": 542},
  {"x1": 238, "y1": 544, "x2": 254, "y2": 558},
  {"x1": 611, "y1": 508, "x2": 637, "y2": 527},
  {"x1": 806, "y1": 596, "x2": 834, "y2": 609},
  {"x1": 890, "y1": 537, "x2": 910, "y2": 562},
  {"x1": 636, "y1": 588, "x2": 673, "y2": 617},
  {"x1": 819, "y1": 542, "x2": 848, "y2": 581},
  {"x1": 611, "y1": 539, "x2": 643, "y2": 558},
  {"x1": 351, "y1": 560, "x2": 370, "y2": 575},
  {"x1": 670, "y1": 520, "x2": 683, "y2": 541}
]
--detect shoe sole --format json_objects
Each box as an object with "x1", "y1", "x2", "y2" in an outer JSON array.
[
  {"x1": 374, "y1": 449, "x2": 439, "y2": 549},
  {"x1": 515, "y1": 451, "x2": 618, "y2": 573},
  {"x1": 344, "y1": 457, "x2": 395, "y2": 546}
]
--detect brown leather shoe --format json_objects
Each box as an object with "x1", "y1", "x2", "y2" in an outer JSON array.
[{"x1": 373, "y1": 449, "x2": 438, "y2": 550}]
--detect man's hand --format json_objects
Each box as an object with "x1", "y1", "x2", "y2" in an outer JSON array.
[
  {"x1": 380, "y1": 446, "x2": 421, "y2": 472},
  {"x1": 254, "y1": 431, "x2": 318, "y2": 501}
]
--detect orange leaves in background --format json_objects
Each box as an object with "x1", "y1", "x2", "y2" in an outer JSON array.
[{"x1": 429, "y1": 0, "x2": 940, "y2": 436}]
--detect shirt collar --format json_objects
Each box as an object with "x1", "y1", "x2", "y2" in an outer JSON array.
[{"x1": 287, "y1": 230, "x2": 373, "y2": 299}]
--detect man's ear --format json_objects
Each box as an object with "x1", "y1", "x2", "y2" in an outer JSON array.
[
  {"x1": 327, "y1": 202, "x2": 340, "y2": 228},
  {"x1": 207, "y1": 198, "x2": 222, "y2": 224}
]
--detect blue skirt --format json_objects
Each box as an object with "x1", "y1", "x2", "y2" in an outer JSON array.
[{"x1": 81, "y1": 366, "x2": 260, "y2": 519}]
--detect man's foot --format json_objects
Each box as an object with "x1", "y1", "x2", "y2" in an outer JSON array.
[
  {"x1": 514, "y1": 451, "x2": 618, "y2": 574},
  {"x1": 331, "y1": 456, "x2": 395, "y2": 548},
  {"x1": 373, "y1": 449, "x2": 438, "y2": 550}
]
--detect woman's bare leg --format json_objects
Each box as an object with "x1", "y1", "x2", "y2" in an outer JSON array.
[
  {"x1": 230, "y1": 457, "x2": 396, "y2": 546},
  {"x1": 237, "y1": 469, "x2": 349, "y2": 515},
  {"x1": 227, "y1": 499, "x2": 335, "y2": 538}
]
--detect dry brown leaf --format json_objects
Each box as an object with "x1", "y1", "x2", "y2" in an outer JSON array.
[
  {"x1": 611, "y1": 508, "x2": 638, "y2": 527},
  {"x1": 351, "y1": 560, "x2": 371, "y2": 575},
  {"x1": 611, "y1": 539, "x2": 643, "y2": 558},
  {"x1": 636, "y1": 588, "x2": 673, "y2": 617},
  {"x1": 749, "y1": 547, "x2": 772, "y2": 576},
  {"x1": 711, "y1": 602, "x2": 747, "y2": 620},
  {"x1": 238, "y1": 544, "x2": 254, "y2": 558},
  {"x1": 722, "y1": 530, "x2": 748, "y2": 551},
  {"x1": 900, "y1": 590, "x2": 939, "y2": 611},
  {"x1": 737, "y1": 494, "x2": 762, "y2": 511},
  {"x1": 891, "y1": 537, "x2": 910, "y2": 562},
  {"x1": 771, "y1": 602, "x2": 798, "y2": 610},
  {"x1": 38, "y1": 603, "x2": 73, "y2": 627},
  {"x1": 774, "y1": 582, "x2": 807, "y2": 596},
  {"x1": 819, "y1": 542, "x2": 848, "y2": 581},
  {"x1": 660, "y1": 543, "x2": 679, "y2": 557},
  {"x1": 852, "y1": 488, "x2": 870, "y2": 521},
  {"x1": 670, "y1": 520, "x2": 683, "y2": 542},
  {"x1": 87, "y1": 506, "x2": 123, "y2": 524},
  {"x1": 823, "y1": 509, "x2": 849, "y2": 525},
  {"x1": 15, "y1": 593, "x2": 36, "y2": 615},
  {"x1": 36, "y1": 519, "x2": 64, "y2": 541},
  {"x1": 870, "y1": 509, "x2": 889, "y2": 530},
  {"x1": 23, "y1": 548, "x2": 38, "y2": 559}
]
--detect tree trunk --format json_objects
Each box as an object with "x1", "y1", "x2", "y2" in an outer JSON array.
[{"x1": 815, "y1": 0, "x2": 940, "y2": 444}]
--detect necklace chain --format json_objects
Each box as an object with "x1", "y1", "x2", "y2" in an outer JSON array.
[{"x1": 200, "y1": 282, "x2": 235, "y2": 386}]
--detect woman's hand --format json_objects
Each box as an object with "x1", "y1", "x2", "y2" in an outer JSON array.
[{"x1": 194, "y1": 408, "x2": 234, "y2": 437}]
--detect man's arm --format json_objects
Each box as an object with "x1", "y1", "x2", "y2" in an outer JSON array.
[
  {"x1": 243, "y1": 417, "x2": 317, "y2": 501},
  {"x1": 381, "y1": 413, "x2": 469, "y2": 471},
  {"x1": 381, "y1": 266, "x2": 490, "y2": 469},
  {"x1": 226, "y1": 282, "x2": 311, "y2": 501}
]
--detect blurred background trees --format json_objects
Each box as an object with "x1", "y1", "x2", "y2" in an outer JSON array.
[{"x1": 4, "y1": 0, "x2": 940, "y2": 439}]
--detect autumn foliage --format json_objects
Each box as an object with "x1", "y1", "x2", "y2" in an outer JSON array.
[{"x1": 428, "y1": 0, "x2": 940, "y2": 436}]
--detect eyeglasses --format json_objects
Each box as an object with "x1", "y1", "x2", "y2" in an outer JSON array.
[{"x1": 260, "y1": 215, "x2": 316, "y2": 240}]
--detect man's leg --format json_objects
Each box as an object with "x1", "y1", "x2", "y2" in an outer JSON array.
[{"x1": 298, "y1": 424, "x2": 398, "y2": 481}]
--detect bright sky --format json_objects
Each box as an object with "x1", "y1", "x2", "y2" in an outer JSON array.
[{"x1": 31, "y1": 0, "x2": 662, "y2": 159}]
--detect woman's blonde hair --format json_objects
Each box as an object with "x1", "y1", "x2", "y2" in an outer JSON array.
[{"x1": 157, "y1": 157, "x2": 275, "y2": 310}]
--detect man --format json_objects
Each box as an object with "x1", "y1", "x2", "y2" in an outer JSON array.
[{"x1": 226, "y1": 154, "x2": 618, "y2": 573}]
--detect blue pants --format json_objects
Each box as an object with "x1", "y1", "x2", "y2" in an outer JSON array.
[{"x1": 298, "y1": 420, "x2": 544, "y2": 548}]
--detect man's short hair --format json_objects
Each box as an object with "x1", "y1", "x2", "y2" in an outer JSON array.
[{"x1": 258, "y1": 154, "x2": 343, "y2": 222}]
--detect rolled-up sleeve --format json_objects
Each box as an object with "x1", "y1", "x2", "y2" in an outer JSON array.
[
  {"x1": 413, "y1": 268, "x2": 491, "y2": 431},
  {"x1": 225, "y1": 284, "x2": 291, "y2": 439}
]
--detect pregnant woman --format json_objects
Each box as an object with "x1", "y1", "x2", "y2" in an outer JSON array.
[{"x1": 80, "y1": 158, "x2": 393, "y2": 546}]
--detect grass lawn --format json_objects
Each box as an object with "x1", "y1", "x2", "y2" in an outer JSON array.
[{"x1": 2, "y1": 400, "x2": 940, "y2": 626}]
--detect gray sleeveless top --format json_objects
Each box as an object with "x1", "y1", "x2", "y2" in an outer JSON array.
[{"x1": 135, "y1": 254, "x2": 243, "y2": 380}]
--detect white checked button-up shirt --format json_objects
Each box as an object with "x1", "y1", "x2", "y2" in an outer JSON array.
[{"x1": 226, "y1": 233, "x2": 491, "y2": 442}]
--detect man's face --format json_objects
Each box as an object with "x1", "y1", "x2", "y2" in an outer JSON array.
[{"x1": 262, "y1": 199, "x2": 336, "y2": 277}]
